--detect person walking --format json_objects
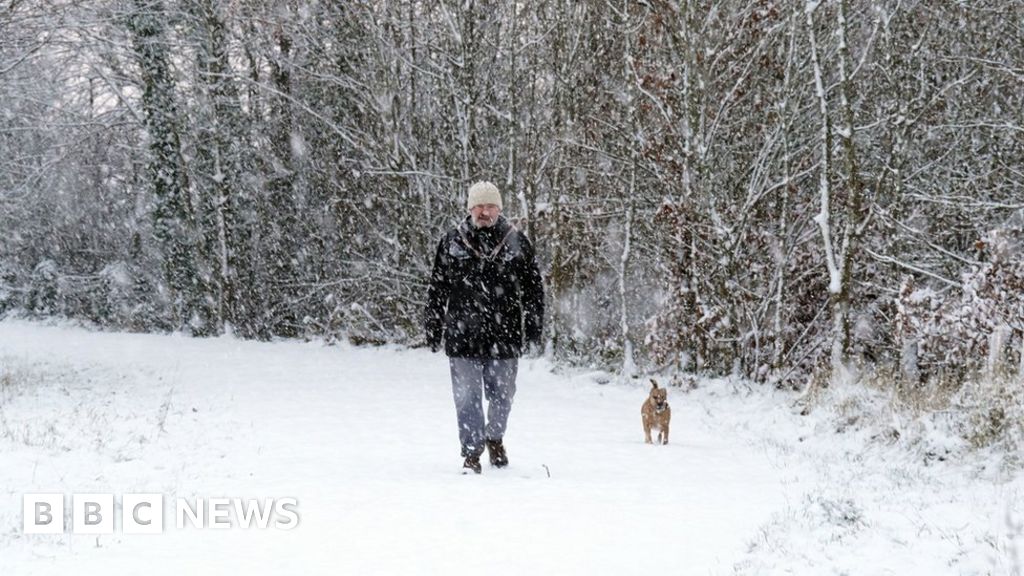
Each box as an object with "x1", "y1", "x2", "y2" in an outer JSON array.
[{"x1": 425, "y1": 181, "x2": 545, "y2": 474}]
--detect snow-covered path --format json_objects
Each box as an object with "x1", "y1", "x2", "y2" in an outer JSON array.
[{"x1": 0, "y1": 320, "x2": 786, "y2": 575}]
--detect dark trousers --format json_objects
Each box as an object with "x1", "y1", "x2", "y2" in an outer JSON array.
[{"x1": 448, "y1": 357, "x2": 518, "y2": 457}]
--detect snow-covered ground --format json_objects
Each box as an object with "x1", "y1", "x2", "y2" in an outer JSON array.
[{"x1": 0, "y1": 319, "x2": 1020, "y2": 575}]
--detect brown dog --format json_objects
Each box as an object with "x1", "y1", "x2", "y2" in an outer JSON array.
[{"x1": 641, "y1": 379, "x2": 671, "y2": 445}]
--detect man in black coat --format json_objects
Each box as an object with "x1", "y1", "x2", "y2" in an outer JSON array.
[{"x1": 425, "y1": 181, "x2": 544, "y2": 474}]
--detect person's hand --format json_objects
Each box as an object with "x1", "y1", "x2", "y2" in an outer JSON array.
[{"x1": 525, "y1": 341, "x2": 543, "y2": 358}]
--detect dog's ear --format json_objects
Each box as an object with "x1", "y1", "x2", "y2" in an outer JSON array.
[{"x1": 650, "y1": 378, "x2": 659, "y2": 390}]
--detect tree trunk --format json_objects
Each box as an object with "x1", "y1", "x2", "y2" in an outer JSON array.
[{"x1": 128, "y1": 0, "x2": 211, "y2": 334}]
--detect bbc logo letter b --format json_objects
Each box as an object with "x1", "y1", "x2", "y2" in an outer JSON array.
[
  {"x1": 23, "y1": 494, "x2": 64, "y2": 534},
  {"x1": 73, "y1": 494, "x2": 114, "y2": 534}
]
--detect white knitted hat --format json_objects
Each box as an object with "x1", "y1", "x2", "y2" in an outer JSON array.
[{"x1": 466, "y1": 181, "x2": 502, "y2": 210}]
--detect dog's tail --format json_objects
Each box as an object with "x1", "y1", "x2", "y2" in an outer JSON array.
[{"x1": 649, "y1": 378, "x2": 659, "y2": 390}]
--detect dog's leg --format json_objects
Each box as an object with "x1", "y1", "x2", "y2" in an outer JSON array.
[
  {"x1": 643, "y1": 416, "x2": 653, "y2": 444},
  {"x1": 661, "y1": 422, "x2": 669, "y2": 445}
]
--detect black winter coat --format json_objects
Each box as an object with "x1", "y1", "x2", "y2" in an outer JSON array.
[{"x1": 425, "y1": 215, "x2": 544, "y2": 358}]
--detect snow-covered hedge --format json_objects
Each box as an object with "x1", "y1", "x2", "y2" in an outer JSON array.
[{"x1": 896, "y1": 228, "x2": 1024, "y2": 385}]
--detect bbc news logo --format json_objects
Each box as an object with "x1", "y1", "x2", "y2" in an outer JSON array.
[{"x1": 23, "y1": 494, "x2": 299, "y2": 534}]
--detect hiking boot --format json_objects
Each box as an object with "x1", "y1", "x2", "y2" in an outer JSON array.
[
  {"x1": 463, "y1": 455, "x2": 482, "y2": 474},
  {"x1": 486, "y1": 439, "x2": 508, "y2": 468}
]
